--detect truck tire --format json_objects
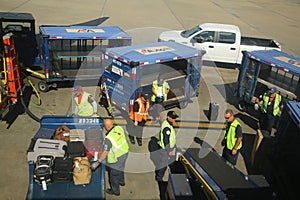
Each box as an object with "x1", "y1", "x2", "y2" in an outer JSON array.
[
  {"x1": 178, "y1": 100, "x2": 188, "y2": 109},
  {"x1": 38, "y1": 81, "x2": 49, "y2": 93}
]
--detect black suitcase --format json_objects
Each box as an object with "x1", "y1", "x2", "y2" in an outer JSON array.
[
  {"x1": 66, "y1": 141, "x2": 86, "y2": 158},
  {"x1": 85, "y1": 128, "x2": 103, "y2": 141},
  {"x1": 52, "y1": 157, "x2": 73, "y2": 182},
  {"x1": 208, "y1": 102, "x2": 219, "y2": 121},
  {"x1": 34, "y1": 155, "x2": 54, "y2": 185},
  {"x1": 166, "y1": 173, "x2": 193, "y2": 200}
]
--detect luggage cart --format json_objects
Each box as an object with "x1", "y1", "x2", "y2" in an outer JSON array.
[
  {"x1": 26, "y1": 116, "x2": 106, "y2": 200},
  {"x1": 36, "y1": 26, "x2": 131, "y2": 92},
  {"x1": 236, "y1": 50, "x2": 300, "y2": 111}
]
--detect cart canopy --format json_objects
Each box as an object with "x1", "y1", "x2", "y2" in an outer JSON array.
[
  {"x1": 105, "y1": 41, "x2": 204, "y2": 66},
  {"x1": 40, "y1": 25, "x2": 131, "y2": 40},
  {"x1": 287, "y1": 101, "x2": 300, "y2": 128},
  {"x1": 246, "y1": 50, "x2": 300, "y2": 77}
]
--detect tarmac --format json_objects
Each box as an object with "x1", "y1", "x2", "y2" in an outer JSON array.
[{"x1": 0, "y1": 0, "x2": 299, "y2": 199}]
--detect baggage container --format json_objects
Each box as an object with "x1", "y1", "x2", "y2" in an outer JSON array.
[
  {"x1": 26, "y1": 116, "x2": 105, "y2": 200},
  {"x1": 52, "y1": 157, "x2": 73, "y2": 182}
]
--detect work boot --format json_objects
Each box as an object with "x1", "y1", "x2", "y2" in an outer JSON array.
[
  {"x1": 137, "y1": 138, "x2": 142, "y2": 146},
  {"x1": 129, "y1": 135, "x2": 135, "y2": 144}
]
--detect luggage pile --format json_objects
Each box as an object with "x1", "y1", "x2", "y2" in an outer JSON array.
[{"x1": 27, "y1": 125, "x2": 103, "y2": 190}]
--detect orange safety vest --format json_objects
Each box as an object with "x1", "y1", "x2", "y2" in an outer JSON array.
[{"x1": 129, "y1": 98, "x2": 149, "y2": 122}]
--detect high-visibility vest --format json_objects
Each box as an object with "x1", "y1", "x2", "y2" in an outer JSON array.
[
  {"x1": 105, "y1": 126, "x2": 129, "y2": 164},
  {"x1": 159, "y1": 120, "x2": 176, "y2": 149},
  {"x1": 151, "y1": 80, "x2": 168, "y2": 102},
  {"x1": 261, "y1": 93, "x2": 281, "y2": 116},
  {"x1": 224, "y1": 119, "x2": 242, "y2": 150},
  {"x1": 74, "y1": 92, "x2": 94, "y2": 116},
  {"x1": 129, "y1": 97, "x2": 149, "y2": 122}
]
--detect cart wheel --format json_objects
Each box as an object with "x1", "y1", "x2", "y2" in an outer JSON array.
[
  {"x1": 178, "y1": 101, "x2": 188, "y2": 109},
  {"x1": 238, "y1": 101, "x2": 247, "y2": 112},
  {"x1": 38, "y1": 81, "x2": 49, "y2": 92}
]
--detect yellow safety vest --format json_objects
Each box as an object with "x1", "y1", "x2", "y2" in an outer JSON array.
[
  {"x1": 261, "y1": 93, "x2": 281, "y2": 116},
  {"x1": 105, "y1": 126, "x2": 129, "y2": 164},
  {"x1": 159, "y1": 120, "x2": 176, "y2": 149},
  {"x1": 224, "y1": 119, "x2": 242, "y2": 150},
  {"x1": 74, "y1": 92, "x2": 94, "y2": 116},
  {"x1": 151, "y1": 80, "x2": 168, "y2": 102}
]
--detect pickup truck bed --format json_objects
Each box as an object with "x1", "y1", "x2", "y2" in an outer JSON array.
[{"x1": 241, "y1": 37, "x2": 280, "y2": 48}]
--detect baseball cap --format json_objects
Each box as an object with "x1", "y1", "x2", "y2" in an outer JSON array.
[
  {"x1": 72, "y1": 85, "x2": 82, "y2": 94},
  {"x1": 167, "y1": 111, "x2": 179, "y2": 119},
  {"x1": 270, "y1": 87, "x2": 277, "y2": 94}
]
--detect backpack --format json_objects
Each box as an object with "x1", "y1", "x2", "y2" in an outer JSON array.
[{"x1": 73, "y1": 157, "x2": 92, "y2": 185}]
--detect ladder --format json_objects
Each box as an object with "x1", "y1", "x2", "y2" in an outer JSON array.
[{"x1": 2, "y1": 33, "x2": 22, "y2": 104}]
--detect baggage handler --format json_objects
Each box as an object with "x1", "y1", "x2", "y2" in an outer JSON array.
[
  {"x1": 255, "y1": 87, "x2": 283, "y2": 135},
  {"x1": 129, "y1": 93, "x2": 150, "y2": 146},
  {"x1": 72, "y1": 85, "x2": 98, "y2": 117},
  {"x1": 221, "y1": 109, "x2": 243, "y2": 166},
  {"x1": 155, "y1": 110, "x2": 178, "y2": 181},
  {"x1": 98, "y1": 119, "x2": 129, "y2": 196}
]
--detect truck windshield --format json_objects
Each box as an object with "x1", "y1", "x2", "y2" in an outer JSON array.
[{"x1": 181, "y1": 26, "x2": 202, "y2": 38}]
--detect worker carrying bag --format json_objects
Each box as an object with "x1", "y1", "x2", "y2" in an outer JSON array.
[{"x1": 73, "y1": 157, "x2": 92, "y2": 185}]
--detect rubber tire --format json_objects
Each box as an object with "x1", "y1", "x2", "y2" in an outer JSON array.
[
  {"x1": 238, "y1": 101, "x2": 247, "y2": 112},
  {"x1": 38, "y1": 81, "x2": 49, "y2": 93},
  {"x1": 178, "y1": 101, "x2": 188, "y2": 109}
]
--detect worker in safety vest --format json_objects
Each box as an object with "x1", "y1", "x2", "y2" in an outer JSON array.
[
  {"x1": 155, "y1": 110, "x2": 178, "y2": 182},
  {"x1": 151, "y1": 74, "x2": 170, "y2": 123},
  {"x1": 221, "y1": 109, "x2": 243, "y2": 166},
  {"x1": 255, "y1": 87, "x2": 283, "y2": 135},
  {"x1": 98, "y1": 118, "x2": 129, "y2": 196},
  {"x1": 72, "y1": 85, "x2": 98, "y2": 117},
  {"x1": 129, "y1": 93, "x2": 150, "y2": 146}
]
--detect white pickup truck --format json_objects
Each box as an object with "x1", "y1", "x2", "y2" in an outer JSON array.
[{"x1": 158, "y1": 23, "x2": 281, "y2": 64}]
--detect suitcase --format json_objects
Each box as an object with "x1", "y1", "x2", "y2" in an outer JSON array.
[
  {"x1": 166, "y1": 173, "x2": 193, "y2": 200},
  {"x1": 34, "y1": 155, "x2": 54, "y2": 186},
  {"x1": 84, "y1": 140, "x2": 102, "y2": 161},
  {"x1": 27, "y1": 138, "x2": 67, "y2": 162},
  {"x1": 52, "y1": 157, "x2": 73, "y2": 182},
  {"x1": 70, "y1": 129, "x2": 85, "y2": 142},
  {"x1": 66, "y1": 141, "x2": 86, "y2": 158},
  {"x1": 85, "y1": 128, "x2": 103, "y2": 141},
  {"x1": 208, "y1": 102, "x2": 219, "y2": 121}
]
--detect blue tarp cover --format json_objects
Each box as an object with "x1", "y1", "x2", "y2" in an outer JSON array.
[
  {"x1": 248, "y1": 50, "x2": 300, "y2": 77},
  {"x1": 39, "y1": 25, "x2": 131, "y2": 40},
  {"x1": 105, "y1": 41, "x2": 203, "y2": 66}
]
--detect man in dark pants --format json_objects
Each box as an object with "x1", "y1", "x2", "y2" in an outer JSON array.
[
  {"x1": 255, "y1": 87, "x2": 283, "y2": 135},
  {"x1": 129, "y1": 93, "x2": 150, "y2": 146},
  {"x1": 155, "y1": 110, "x2": 179, "y2": 181},
  {"x1": 98, "y1": 119, "x2": 129, "y2": 196},
  {"x1": 222, "y1": 109, "x2": 243, "y2": 166}
]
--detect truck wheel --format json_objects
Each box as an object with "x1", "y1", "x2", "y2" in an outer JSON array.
[
  {"x1": 238, "y1": 101, "x2": 247, "y2": 112},
  {"x1": 178, "y1": 101, "x2": 188, "y2": 109},
  {"x1": 38, "y1": 81, "x2": 49, "y2": 92}
]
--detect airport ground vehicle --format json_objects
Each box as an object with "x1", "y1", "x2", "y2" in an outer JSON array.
[
  {"x1": 236, "y1": 49, "x2": 300, "y2": 111},
  {"x1": 158, "y1": 23, "x2": 281, "y2": 64},
  {"x1": 100, "y1": 41, "x2": 205, "y2": 115},
  {"x1": 36, "y1": 26, "x2": 131, "y2": 92},
  {"x1": 26, "y1": 116, "x2": 105, "y2": 200}
]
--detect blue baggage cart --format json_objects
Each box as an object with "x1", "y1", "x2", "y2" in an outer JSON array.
[
  {"x1": 101, "y1": 41, "x2": 205, "y2": 115},
  {"x1": 26, "y1": 116, "x2": 106, "y2": 200},
  {"x1": 37, "y1": 26, "x2": 131, "y2": 92},
  {"x1": 236, "y1": 50, "x2": 300, "y2": 111}
]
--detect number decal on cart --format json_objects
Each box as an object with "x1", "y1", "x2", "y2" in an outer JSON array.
[{"x1": 79, "y1": 118, "x2": 99, "y2": 124}]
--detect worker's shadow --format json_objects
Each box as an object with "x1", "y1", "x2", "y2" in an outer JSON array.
[{"x1": 148, "y1": 137, "x2": 168, "y2": 200}]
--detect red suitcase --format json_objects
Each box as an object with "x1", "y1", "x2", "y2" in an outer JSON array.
[{"x1": 84, "y1": 140, "x2": 102, "y2": 161}]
